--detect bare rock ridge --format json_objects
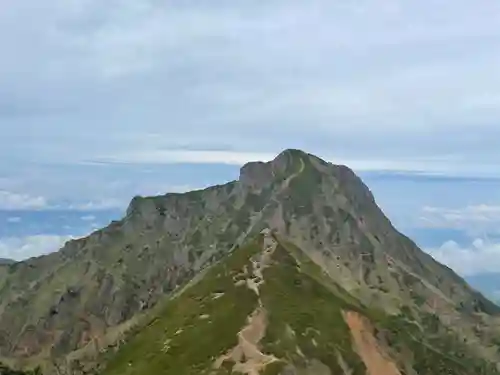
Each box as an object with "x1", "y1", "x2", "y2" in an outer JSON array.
[{"x1": 0, "y1": 148, "x2": 499, "y2": 374}]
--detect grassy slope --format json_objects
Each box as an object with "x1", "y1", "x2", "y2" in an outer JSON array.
[
  {"x1": 377, "y1": 311, "x2": 500, "y2": 375},
  {"x1": 259, "y1": 241, "x2": 366, "y2": 375},
  {"x1": 0, "y1": 362, "x2": 41, "y2": 375},
  {"x1": 99, "y1": 236, "x2": 500, "y2": 375},
  {"x1": 100, "y1": 240, "x2": 261, "y2": 375}
]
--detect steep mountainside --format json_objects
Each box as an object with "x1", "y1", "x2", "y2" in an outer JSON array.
[
  {"x1": 0, "y1": 149, "x2": 499, "y2": 374},
  {"x1": 98, "y1": 231, "x2": 500, "y2": 375}
]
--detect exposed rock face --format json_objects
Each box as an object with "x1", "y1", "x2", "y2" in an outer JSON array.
[
  {"x1": 0, "y1": 149, "x2": 499, "y2": 373},
  {"x1": 239, "y1": 161, "x2": 273, "y2": 191}
]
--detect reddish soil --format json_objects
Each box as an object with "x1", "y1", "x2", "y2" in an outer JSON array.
[{"x1": 343, "y1": 310, "x2": 402, "y2": 375}]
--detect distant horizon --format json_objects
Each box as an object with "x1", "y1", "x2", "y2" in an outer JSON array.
[{"x1": 1, "y1": 165, "x2": 499, "y2": 302}]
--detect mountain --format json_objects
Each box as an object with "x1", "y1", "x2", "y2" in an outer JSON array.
[
  {"x1": 99, "y1": 231, "x2": 500, "y2": 375},
  {"x1": 0, "y1": 259, "x2": 14, "y2": 265},
  {"x1": 0, "y1": 149, "x2": 500, "y2": 374}
]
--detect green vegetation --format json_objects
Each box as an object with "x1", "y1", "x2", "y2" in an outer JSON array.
[
  {"x1": 4, "y1": 149, "x2": 500, "y2": 374},
  {"x1": 286, "y1": 155, "x2": 322, "y2": 216},
  {"x1": 0, "y1": 363, "x2": 41, "y2": 375},
  {"x1": 260, "y1": 244, "x2": 366, "y2": 375},
  {"x1": 102, "y1": 235, "x2": 369, "y2": 375},
  {"x1": 246, "y1": 191, "x2": 269, "y2": 212},
  {"x1": 233, "y1": 209, "x2": 251, "y2": 229},
  {"x1": 101, "y1": 241, "x2": 261, "y2": 375},
  {"x1": 260, "y1": 361, "x2": 286, "y2": 375},
  {"x1": 378, "y1": 311, "x2": 500, "y2": 375},
  {"x1": 101, "y1": 234, "x2": 500, "y2": 375}
]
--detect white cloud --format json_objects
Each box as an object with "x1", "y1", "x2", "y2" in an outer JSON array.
[
  {"x1": 0, "y1": 190, "x2": 126, "y2": 212},
  {"x1": 97, "y1": 150, "x2": 277, "y2": 166},
  {"x1": 0, "y1": 191, "x2": 48, "y2": 210},
  {"x1": 1, "y1": 0, "x2": 500, "y2": 174},
  {"x1": 64, "y1": 199, "x2": 125, "y2": 211},
  {"x1": 6, "y1": 217, "x2": 21, "y2": 223},
  {"x1": 427, "y1": 238, "x2": 500, "y2": 276},
  {"x1": 2, "y1": 0, "x2": 500, "y2": 209},
  {"x1": 0, "y1": 235, "x2": 75, "y2": 260},
  {"x1": 80, "y1": 215, "x2": 96, "y2": 221},
  {"x1": 0, "y1": 190, "x2": 128, "y2": 212},
  {"x1": 94, "y1": 149, "x2": 500, "y2": 178},
  {"x1": 419, "y1": 204, "x2": 500, "y2": 234}
]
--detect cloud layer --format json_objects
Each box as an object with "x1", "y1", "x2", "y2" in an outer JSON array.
[
  {"x1": 419, "y1": 204, "x2": 500, "y2": 235},
  {"x1": 0, "y1": 190, "x2": 124, "y2": 211},
  {"x1": 428, "y1": 238, "x2": 500, "y2": 276},
  {"x1": 2, "y1": 0, "x2": 500, "y2": 273},
  {"x1": 2, "y1": 0, "x2": 500, "y2": 183},
  {"x1": 0, "y1": 191, "x2": 48, "y2": 210},
  {"x1": 0, "y1": 235, "x2": 74, "y2": 260}
]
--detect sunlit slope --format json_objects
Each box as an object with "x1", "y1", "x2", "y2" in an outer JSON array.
[{"x1": 100, "y1": 232, "x2": 500, "y2": 375}]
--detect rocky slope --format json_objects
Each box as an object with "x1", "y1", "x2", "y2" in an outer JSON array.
[
  {"x1": 99, "y1": 231, "x2": 500, "y2": 375},
  {"x1": 0, "y1": 149, "x2": 499, "y2": 374}
]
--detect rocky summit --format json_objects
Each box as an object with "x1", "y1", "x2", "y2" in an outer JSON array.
[{"x1": 1, "y1": 149, "x2": 500, "y2": 375}]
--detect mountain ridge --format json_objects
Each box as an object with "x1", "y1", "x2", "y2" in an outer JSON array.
[
  {"x1": 99, "y1": 230, "x2": 500, "y2": 375},
  {"x1": 0, "y1": 149, "x2": 499, "y2": 374}
]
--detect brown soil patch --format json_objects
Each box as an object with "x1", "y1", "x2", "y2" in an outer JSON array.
[
  {"x1": 342, "y1": 310, "x2": 401, "y2": 375},
  {"x1": 215, "y1": 230, "x2": 279, "y2": 374},
  {"x1": 214, "y1": 307, "x2": 278, "y2": 375}
]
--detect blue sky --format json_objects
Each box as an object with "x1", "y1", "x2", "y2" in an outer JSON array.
[{"x1": 1, "y1": 0, "x2": 500, "y2": 294}]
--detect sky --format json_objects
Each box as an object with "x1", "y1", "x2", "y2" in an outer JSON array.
[{"x1": 1, "y1": 0, "x2": 500, "y2": 295}]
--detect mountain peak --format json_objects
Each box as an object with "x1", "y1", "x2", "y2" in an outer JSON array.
[
  {"x1": 239, "y1": 148, "x2": 315, "y2": 191},
  {"x1": 274, "y1": 147, "x2": 311, "y2": 160},
  {"x1": 1, "y1": 149, "x2": 500, "y2": 374}
]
